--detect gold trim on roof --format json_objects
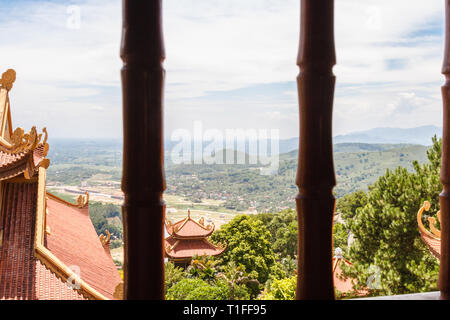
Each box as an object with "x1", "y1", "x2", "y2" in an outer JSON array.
[
  {"x1": 47, "y1": 191, "x2": 90, "y2": 209},
  {"x1": 0, "y1": 126, "x2": 49, "y2": 155},
  {"x1": 34, "y1": 167, "x2": 108, "y2": 300}
]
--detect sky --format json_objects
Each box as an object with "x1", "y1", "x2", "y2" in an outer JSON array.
[{"x1": 0, "y1": 0, "x2": 446, "y2": 139}]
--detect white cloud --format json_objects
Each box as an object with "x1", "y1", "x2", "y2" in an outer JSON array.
[{"x1": 0, "y1": 0, "x2": 447, "y2": 139}]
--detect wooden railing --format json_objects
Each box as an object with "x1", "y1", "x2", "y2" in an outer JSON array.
[{"x1": 120, "y1": 0, "x2": 450, "y2": 300}]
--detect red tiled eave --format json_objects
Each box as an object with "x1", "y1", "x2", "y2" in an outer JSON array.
[
  {"x1": 164, "y1": 236, "x2": 225, "y2": 259},
  {"x1": 0, "y1": 146, "x2": 46, "y2": 181},
  {"x1": 45, "y1": 194, "x2": 122, "y2": 299},
  {"x1": 420, "y1": 232, "x2": 441, "y2": 259}
]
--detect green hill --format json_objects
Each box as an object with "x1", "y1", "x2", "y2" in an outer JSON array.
[{"x1": 46, "y1": 140, "x2": 430, "y2": 213}]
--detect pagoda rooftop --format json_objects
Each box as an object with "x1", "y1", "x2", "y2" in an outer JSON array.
[
  {"x1": 0, "y1": 69, "x2": 122, "y2": 300},
  {"x1": 164, "y1": 210, "x2": 225, "y2": 263},
  {"x1": 165, "y1": 210, "x2": 215, "y2": 239},
  {"x1": 165, "y1": 237, "x2": 225, "y2": 260}
]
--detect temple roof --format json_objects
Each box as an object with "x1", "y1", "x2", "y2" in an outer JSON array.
[
  {"x1": 165, "y1": 210, "x2": 215, "y2": 239},
  {"x1": 0, "y1": 181, "x2": 85, "y2": 300},
  {"x1": 165, "y1": 236, "x2": 225, "y2": 260},
  {"x1": 45, "y1": 193, "x2": 122, "y2": 299},
  {"x1": 332, "y1": 253, "x2": 368, "y2": 296},
  {"x1": 0, "y1": 179, "x2": 122, "y2": 300},
  {"x1": 164, "y1": 210, "x2": 225, "y2": 260},
  {"x1": 0, "y1": 69, "x2": 121, "y2": 300}
]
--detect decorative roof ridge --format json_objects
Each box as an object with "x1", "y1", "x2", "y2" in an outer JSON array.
[
  {"x1": 47, "y1": 191, "x2": 89, "y2": 210},
  {"x1": 165, "y1": 239, "x2": 180, "y2": 253},
  {"x1": 201, "y1": 237, "x2": 226, "y2": 252},
  {"x1": 34, "y1": 167, "x2": 108, "y2": 300},
  {"x1": 0, "y1": 126, "x2": 49, "y2": 155},
  {"x1": 170, "y1": 210, "x2": 215, "y2": 238}
]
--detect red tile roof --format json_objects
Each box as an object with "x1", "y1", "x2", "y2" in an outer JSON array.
[
  {"x1": 0, "y1": 144, "x2": 46, "y2": 181},
  {"x1": 0, "y1": 182, "x2": 85, "y2": 300},
  {"x1": 0, "y1": 180, "x2": 122, "y2": 300},
  {"x1": 165, "y1": 237, "x2": 225, "y2": 259},
  {"x1": 166, "y1": 211, "x2": 214, "y2": 239},
  {"x1": 164, "y1": 211, "x2": 225, "y2": 261},
  {"x1": 332, "y1": 257, "x2": 368, "y2": 297},
  {"x1": 45, "y1": 195, "x2": 122, "y2": 299}
]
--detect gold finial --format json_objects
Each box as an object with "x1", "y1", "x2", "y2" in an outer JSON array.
[
  {"x1": 99, "y1": 229, "x2": 111, "y2": 246},
  {"x1": 188, "y1": 209, "x2": 191, "y2": 218},
  {"x1": 0, "y1": 69, "x2": 16, "y2": 91},
  {"x1": 76, "y1": 191, "x2": 89, "y2": 208}
]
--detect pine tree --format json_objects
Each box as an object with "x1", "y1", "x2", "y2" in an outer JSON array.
[{"x1": 341, "y1": 136, "x2": 441, "y2": 296}]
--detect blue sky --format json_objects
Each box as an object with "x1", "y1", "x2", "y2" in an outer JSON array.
[{"x1": 0, "y1": 0, "x2": 446, "y2": 139}]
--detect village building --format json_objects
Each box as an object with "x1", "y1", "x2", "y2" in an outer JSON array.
[
  {"x1": 164, "y1": 210, "x2": 225, "y2": 268},
  {"x1": 0, "y1": 69, "x2": 122, "y2": 300}
]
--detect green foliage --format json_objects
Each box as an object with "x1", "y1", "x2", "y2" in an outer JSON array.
[
  {"x1": 166, "y1": 278, "x2": 230, "y2": 300},
  {"x1": 260, "y1": 276, "x2": 296, "y2": 300},
  {"x1": 336, "y1": 190, "x2": 368, "y2": 221},
  {"x1": 252, "y1": 209, "x2": 298, "y2": 259},
  {"x1": 342, "y1": 136, "x2": 441, "y2": 296},
  {"x1": 164, "y1": 262, "x2": 185, "y2": 293},
  {"x1": 333, "y1": 223, "x2": 349, "y2": 253},
  {"x1": 210, "y1": 215, "x2": 276, "y2": 284},
  {"x1": 216, "y1": 261, "x2": 254, "y2": 300},
  {"x1": 89, "y1": 202, "x2": 123, "y2": 240},
  {"x1": 186, "y1": 255, "x2": 219, "y2": 283},
  {"x1": 164, "y1": 144, "x2": 428, "y2": 211}
]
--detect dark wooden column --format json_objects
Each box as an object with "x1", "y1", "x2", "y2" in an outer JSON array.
[
  {"x1": 440, "y1": 0, "x2": 450, "y2": 301},
  {"x1": 295, "y1": 0, "x2": 336, "y2": 300},
  {"x1": 120, "y1": 0, "x2": 166, "y2": 299}
]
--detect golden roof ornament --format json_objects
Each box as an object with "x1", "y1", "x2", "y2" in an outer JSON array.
[
  {"x1": 417, "y1": 200, "x2": 441, "y2": 240},
  {"x1": 0, "y1": 69, "x2": 16, "y2": 91},
  {"x1": 0, "y1": 126, "x2": 49, "y2": 155},
  {"x1": 99, "y1": 229, "x2": 111, "y2": 246},
  {"x1": 76, "y1": 192, "x2": 89, "y2": 208}
]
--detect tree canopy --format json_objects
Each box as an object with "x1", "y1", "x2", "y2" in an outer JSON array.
[
  {"x1": 341, "y1": 137, "x2": 441, "y2": 296},
  {"x1": 210, "y1": 215, "x2": 276, "y2": 284}
]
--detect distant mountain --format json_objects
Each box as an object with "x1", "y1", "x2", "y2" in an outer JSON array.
[{"x1": 333, "y1": 125, "x2": 441, "y2": 146}]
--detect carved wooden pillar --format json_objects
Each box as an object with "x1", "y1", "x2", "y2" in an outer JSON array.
[
  {"x1": 295, "y1": 0, "x2": 336, "y2": 300},
  {"x1": 120, "y1": 0, "x2": 166, "y2": 299},
  {"x1": 440, "y1": 0, "x2": 450, "y2": 301}
]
